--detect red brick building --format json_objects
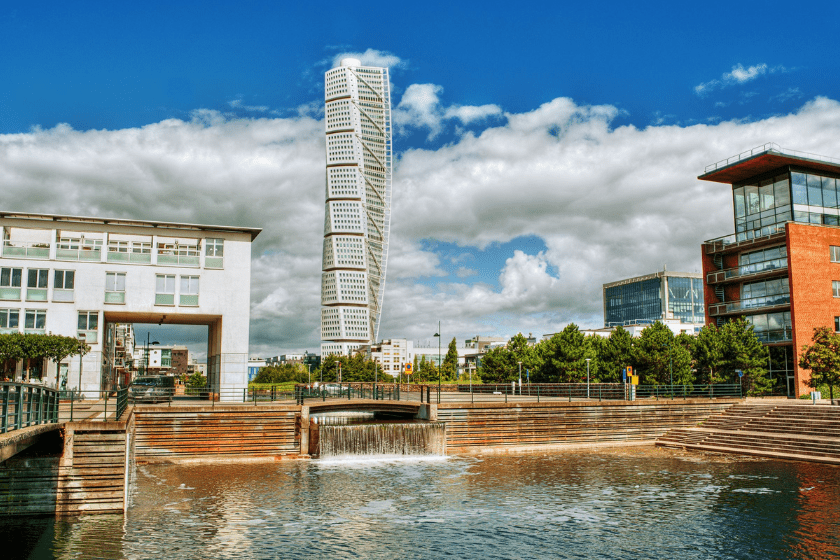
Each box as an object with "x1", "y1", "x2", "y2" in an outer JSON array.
[{"x1": 700, "y1": 144, "x2": 840, "y2": 397}]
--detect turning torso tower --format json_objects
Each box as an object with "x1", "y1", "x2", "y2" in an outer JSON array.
[{"x1": 321, "y1": 58, "x2": 393, "y2": 356}]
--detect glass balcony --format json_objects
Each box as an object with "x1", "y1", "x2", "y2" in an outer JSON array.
[
  {"x1": 703, "y1": 224, "x2": 786, "y2": 254},
  {"x1": 0, "y1": 327, "x2": 18, "y2": 334},
  {"x1": 706, "y1": 258, "x2": 788, "y2": 283},
  {"x1": 179, "y1": 294, "x2": 199, "y2": 306},
  {"x1": 754, "y1": 327, "x2": 793, "y2": 343},
  {"x1": 56, "y1": 247, "x2": 101, "y2": 261},
  {"x1": 3, "y1": 241, "x2": 50, "y2": 259},
  {"x1": 78, "y1": 330, "x2": 98, "y2": 343},
  {"x1": 105, "y1": 291, "x2": 125, "y2": 304},
  {"x1": 107, "y1": 251, "x2": 152, "y2": 264},
  {"x1": 709, "y1": 293, "x2": 791, "y2": 316}
]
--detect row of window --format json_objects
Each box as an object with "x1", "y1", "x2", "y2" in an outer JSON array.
[
  {"x1": 0, "y1": 309, "x2": 97, "y2": 337},
  {"x1": 0, "y1": 267, "x2": 199, "y2": 306}
]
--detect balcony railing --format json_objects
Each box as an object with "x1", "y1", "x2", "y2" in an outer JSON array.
[
  {"x1": 754, "y1": 327, "x2": 793, "y2": 343},
  {"x1": 706, "y1": 258, "x2": 788, "y2": 283},
  {"x1": 2, "y1": 241, "x2": 50, "y2": 259},
  {"x1": 703, "y1": 224, "x2": 786, "y2": 254},
  {"x1": 107, "y1": 250, "x2": 152, "y2": 264},
  {"x1": 704, "y1": 142, "x2": 840, "y2": 174},
  {"x1": 157, "y1": 249, "x2": 199, "y2": 267},
  {"x1": 56, "y1": 247, "x2": 101, "y2": 261},
  {"x1": 709, "y1": 294, "x2": 791, "y2": 316}
]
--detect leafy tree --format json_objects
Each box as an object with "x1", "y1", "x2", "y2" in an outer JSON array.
[
  {"x1": 186, "y1": 371, "x2": 207, "y2": 388},
  {"x1": 0, "y1": 333, "x2": 88, "y2": 383},
  {"x1": 692, "y1": 324, "x2": 724, "y2": 384},
  {"x1": 718, "y1": 318, "x2": 772, "y2": 395},
  {"x1": 798, "y1": 326, "x2": 840, "y2": 401},
  {"x1": 534, "y1": 324, "x2": 590, "y2": 383},
  {"x1": 479, "y1": 345, "x2": 516, "y2": 383},
  {"x1": 253, "y1": 364, "x2": 301, "y2": 384},
  {"x1": 598, "y1": 327, "x2": 634, "y2": 382},
  {"x1": 632, "y1": 322, "x2": 691, "y2": 385},
  {"x1": 442, "y1": 337, "x2": 459, "y2": 380}
]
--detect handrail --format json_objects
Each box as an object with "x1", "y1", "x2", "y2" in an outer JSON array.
[
  {"x1": 1, "y1": 382, "x2": 60, "y2": 434},
  {"x1": 704, "y1": 143, "x2": 840, "y2": 174},
  {"x1": 706, "y1": 258, "x2": 788, "y2": 282},
  {"x1": 703, "y1": 224, "x2": 786, "y2": 250},
  {"x1": 709, "y1": 294, "x2": 790, "y2": 315}
]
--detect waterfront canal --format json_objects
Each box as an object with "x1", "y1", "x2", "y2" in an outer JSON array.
[{"x1": 4, "y1": 447, "x2": 840, "y2": 559}]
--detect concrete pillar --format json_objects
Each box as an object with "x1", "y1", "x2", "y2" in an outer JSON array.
[{"x1": 299, "y1": 405, "x2": 310, "y2": 456}]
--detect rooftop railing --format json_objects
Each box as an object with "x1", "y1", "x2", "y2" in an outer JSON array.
[
  {"x1": 704, "y1": 142, "x2": 840, "y2": 174},
  {"x1": 703, "y1": 224, "x2": 786, "y2": 253},
  {"x1": 2, "y1": 241, "x2": 50, "y2": 259}
]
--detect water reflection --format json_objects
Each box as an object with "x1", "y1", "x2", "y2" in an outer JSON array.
[{"x1": 5, "y1": 448, "x2": 840, "y2": 559}]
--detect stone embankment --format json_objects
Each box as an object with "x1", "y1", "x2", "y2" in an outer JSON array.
[{"x1": 656, "y1": 402, "x2": 840, "y2": 464}]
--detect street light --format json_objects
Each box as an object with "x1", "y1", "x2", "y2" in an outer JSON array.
[
  {"x1": 585, "y1": 358, "x2": 591, "y2": 399},
  {"x1": 433, "y1": 322, "x2": 441, "y2": 404},
  {"x1": 144, "y1": 332, "x2": 160, "y2": 377},
  {"x1": 518, "y1": 361, "x2": 522, "y2": 396}
]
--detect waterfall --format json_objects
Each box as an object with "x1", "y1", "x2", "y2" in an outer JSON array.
[{"x1": 317, "y1": 422, "x2": 446, "y2": 458}]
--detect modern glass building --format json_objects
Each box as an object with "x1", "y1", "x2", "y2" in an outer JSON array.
[
  {"x1": 603, "y1": 270, "x2": 704, "y2": 329},
  {"x1": 700, "y1": 143, "x2": 840, "y2": 396},
  {"x1": 321, "y1": 58, "x2": 392, "y2": 356}
]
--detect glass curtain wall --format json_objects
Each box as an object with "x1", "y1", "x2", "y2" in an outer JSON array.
[
  {"x1": 667, "y1": 276, "x2": 705, "y2": 324},
  {"x1": 605, "y1": 278, "x2": 662, "y2": 326},
  {"x1": 734, "y1": 170, "x2": 840, "y2": 241}
]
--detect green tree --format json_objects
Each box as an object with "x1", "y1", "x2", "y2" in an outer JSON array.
[
  {"x1": 598, "y1": 327, "x2": 634, "y2": 382},
  {"x1": 0, "y1": 333, "x2": 88, "y2": 383},
  {"x1": 187, "y1": 370, "x2": 207, "y2": 388},
  {"x1": 719, "y1": 318, "x2": 772, "y2": 395},
  {"x1": 534, "y1": 324, "x2": 590, "y2": 383},
  {"x1": 798, "y1": 326, "x2": 840, "y2": 401},
  {"x1": 633, "y1": 322, "x2": 692, "y2": 385},
  {"x1": 442, "y1": 337, "x2": 459, "y2": 380},
  {"x1": 692, "y1": 324, "x2": 724, "y2": 384},
  {"x1": 253, "y1": 364, "x2": 300, "y2": 384},
  {"x1": 479, "y1": 345, "x2": 515, "y2": 383}
]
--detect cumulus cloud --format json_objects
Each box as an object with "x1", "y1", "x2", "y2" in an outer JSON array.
[
  {"x1": 695, "y1": 63, "x2": 786, "y2": 96},
  {"x1": 330, "y1": 48, "x2": 404, "y2": 69},
  {"x1": 3, "y1": 91, "x2": 840, "y2": 352},
  {"x1": 228, "y1": 98, "x2": 270, "y2": 113},
  {"x1": 393, "y1": 83, "x2": 503, "y2": 140}
]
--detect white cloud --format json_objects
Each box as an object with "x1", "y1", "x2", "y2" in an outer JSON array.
[
  {"x1": 228, "y1": 99, "x2": 270, "y2": 113},
  {"x1": 330, "y1": 48, "x2": 404, "y2": 69},
  {"x1": 393, "y1": 83, "x2": 503, "y2": 140},
  {"x1": 4, "y1": 94, "x2": 840, "y2": 352},
  {"x1": 695, "y1": 63, "x2": 785, "y2": 96}
]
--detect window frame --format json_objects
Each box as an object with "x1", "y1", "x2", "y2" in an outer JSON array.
[{"x1": 23, "y1": 309, "x2": 46, "y2": 331}]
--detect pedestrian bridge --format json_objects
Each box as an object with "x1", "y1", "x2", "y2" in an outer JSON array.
[{"x1": 305, "y1": 399, "x2": 423, "y2": 417}]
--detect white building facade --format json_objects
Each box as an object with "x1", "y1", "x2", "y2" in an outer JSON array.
[
  {"x1": 321, "y1": 58, "x2": 393, "y2": 356},
  {"x1": 0, "y1": 212, "x2": 259, "y2": 398}
]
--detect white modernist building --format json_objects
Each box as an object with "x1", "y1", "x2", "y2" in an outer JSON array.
[
  {"x1": 0, "y1": 212, "x2": 260, "y2": 398},
  {"x1": 321, "y1": 58, "x2": 393, "y2": 356}
]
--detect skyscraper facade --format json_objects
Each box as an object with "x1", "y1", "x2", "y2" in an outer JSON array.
[{"x1": 321, "y1": 58, "x2": 392, "y2": 356}]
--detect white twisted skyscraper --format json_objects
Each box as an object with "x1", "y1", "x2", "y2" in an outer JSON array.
[{"x1": 321, "y1": 58, "x2": 392, "y2": 356}]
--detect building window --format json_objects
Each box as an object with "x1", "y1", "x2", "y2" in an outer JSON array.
[
  {"x1": 155, "y1": 274, "x2": 175, "y2": 305},
  {"x1": 78, "y1": 311, "x2": 98, "y2": 343},
  {"x1": 24, "y1": 309, "x2": 46, "y2": 333},
  {"x1": 105, "y1": 272, "x2": 126, "y2": 304},
  {"x1": 832, "y1": 246, "x2": 840, "y2": 263},
  {"x1": 0, "y1": 267, "x2": 22, "y2": 300},
  {"x1": 836, "y1": 317, "x2": 840, "y2": 333},
  {"x1": 205, "y1": 238, "x2": 224, "y2": 268},
  {"x1": 180, "y1": 275, "x2": 199, "y2": 306},
  {"x1": 54, "y1": 270, "x2": 75, "y2": 302},
  {"x1": 26, "y1": 269, "x2": 49, "y2": 301},
  {"x1": 0, "y1": 308, "x2": 19, "y2": 333},
  {"x1": 834, "y1": 281, "x2": 840, "y2": 298}
]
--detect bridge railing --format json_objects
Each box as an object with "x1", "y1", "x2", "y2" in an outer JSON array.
[
  {"x1": 1, "y1": 382, "x2": 60, "y2": 434},
  {"x1": 59, "y1": 388, "x2": 129, "y2": 423}
]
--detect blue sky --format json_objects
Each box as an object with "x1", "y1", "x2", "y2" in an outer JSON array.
[{"x1": 2, "y1": 1, "x2": 840, "y2": 355}]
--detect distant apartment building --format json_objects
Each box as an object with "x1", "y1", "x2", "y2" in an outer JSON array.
[
  {"x1": 603, "y1": 270, "x2": 705, "y2": 333},
  {"x1": 700, "y1": 143, "x2": 840, "y2": 397},
  {"x1": 366, "y1": 338, "x2": 413, "y2": 377},
  {"x1": 0, "y1": 212, "x2": 259, "y2": 397}
]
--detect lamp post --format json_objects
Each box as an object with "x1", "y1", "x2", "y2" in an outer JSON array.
[
  {"x1": 585, "y1": 358, "x2": 591, "y2": 399},
  {"x1": 518, "y1": 361, "x2": 522, "y2": 396},
  {"x1": 308, "y1": 364, "x2": 311, "y2": 385},
  {"x1": 434, "y1": 322, "x2": 441, "y2": 404},
  {"x1": 144, "y1": 333, "x2": 160, "y2": 377}
]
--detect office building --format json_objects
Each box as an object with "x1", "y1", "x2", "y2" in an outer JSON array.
[
  {"x1": 0, "y1": 212, "x2": 259, "y2": 397},
  {"x1": 321, "y1": 58, "x2": 393, "y2": 356},
  {"x1": 603, "y1": 270, "x2": 705, "y2": 331},
  {"x1": 700, "y1": 143, "x2": 840, "y2": 396}
]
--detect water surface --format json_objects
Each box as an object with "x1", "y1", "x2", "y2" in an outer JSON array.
[{"x1": 5, "y1": 447, "x2": 840, "y2": 559}]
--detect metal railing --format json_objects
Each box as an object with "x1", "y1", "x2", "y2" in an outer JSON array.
[
  {"x1": 709, "y1": 293, "x2": 790, "y2": 316},
  {"x1": 59, "y1": 388, "x2": 129, "y2": 423},
  {"x1": 1, "y1": 382, "x2": 60, "y2": 434},
  {"x1": 703, "y1": 224, "x2": 786, "y2": 253},
  {"x1": 706, "y1": 258, "x2": 787, "y2": 283},
  {"x1": 704, "y1": 143, "x2": 840, "y2": 174},
  {"x1": 123, "y1": 382, "x2": 746, "y2": 408}
]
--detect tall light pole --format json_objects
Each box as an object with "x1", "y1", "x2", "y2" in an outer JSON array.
[
  {"x1": 585, "y1": 358, "x2": 591, "y2": 399},
  {"x1": 308, "y1": 363, "x2": 311, "y2": 385},
  {"x1": 434, "y1": 321, "x2": 441, "y2": 404},
  {"x1": 518, "y1": 361, "x2": 522, "y2": 396},
  {"x1": 144, "y1": 332, "x2": 160, "y2": 377}
]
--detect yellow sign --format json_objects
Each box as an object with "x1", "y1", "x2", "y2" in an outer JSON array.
[
  {"x1": 405, "y1": 363, "x2": 413, "y2": 374},
  {"x1": 630, "y1": 375, "x2": 639, "y2": 385}
]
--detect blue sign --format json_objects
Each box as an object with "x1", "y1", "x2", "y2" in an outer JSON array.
[
  {"x1": 736, "y1": 369, "x2": 743, "y2": 378},
  {"x1": 622, "y1": 368, "x2": 627, "y2": 382}
]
